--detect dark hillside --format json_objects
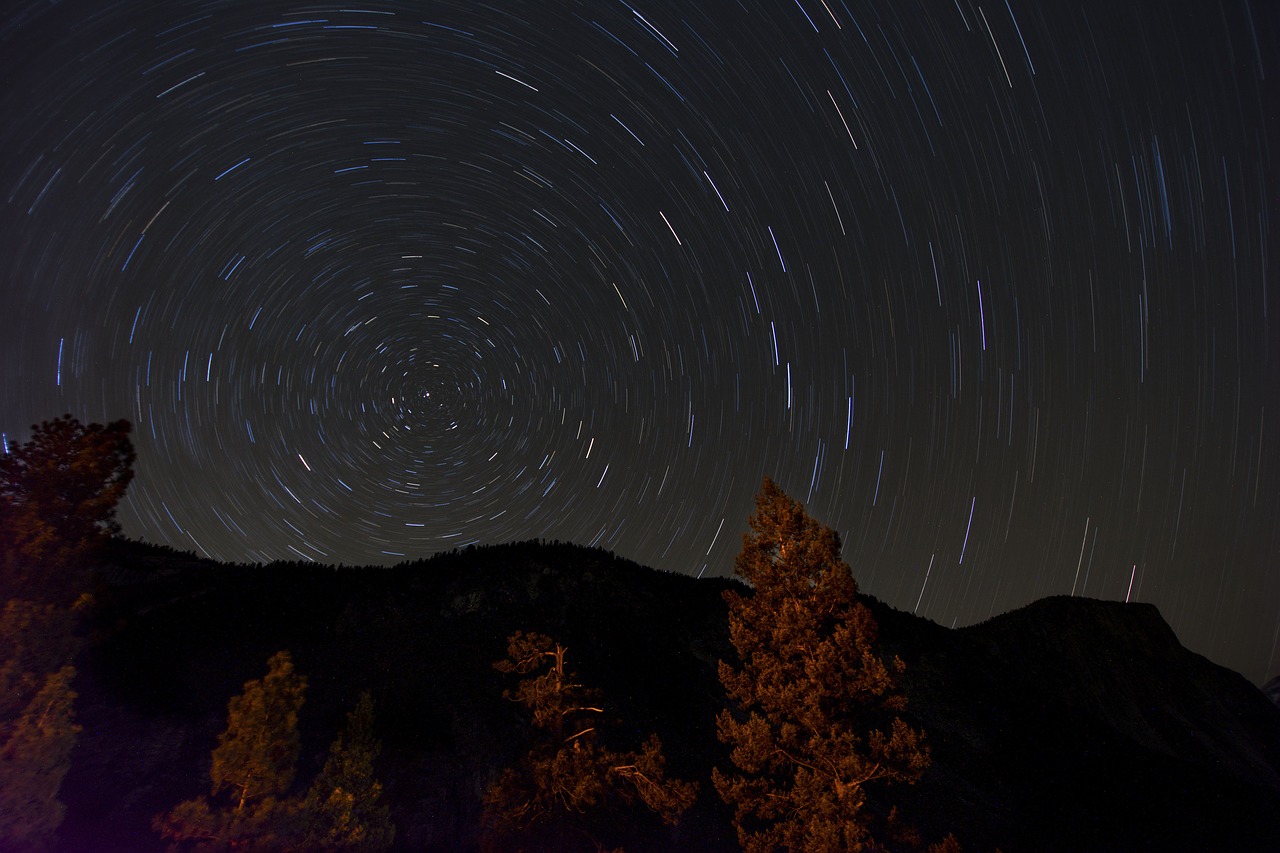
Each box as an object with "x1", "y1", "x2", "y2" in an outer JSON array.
[
  {"x1": 874, "y1": 595, "x2": 1280, "y2": 851},
  {"x1": 63, "y1": 540, "x2": 739, "y2": 852},
  {"x1": 52, "y1": 539, "x2": 1280, "y2": 851}
]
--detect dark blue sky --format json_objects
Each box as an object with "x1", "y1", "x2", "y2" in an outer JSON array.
[{"x1": 2, "y1": 0, "x2": 1276, "y2": 683}]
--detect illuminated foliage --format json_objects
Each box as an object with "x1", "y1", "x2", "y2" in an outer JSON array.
[
  {"x1": 0, "y1": 415, "x2": 134, "y2": 600},
  {"x1": 0, "y1": 597, "x2": 86, "y2": 853},
  {"x1": 302, "y1": 691, "x2": 394, "y2": 852},
  {"x1": 0, "y1": 414, "x2": 130, "y2": 848},
  {"x1": 0, "y1": 666, "x2": 80, "y2": 853},
  {"x1": 211, "y1": 651, "x2": 307, "y2": 811},
  {"x1": 714, "y1": 477, "x2": 930, "y2": 852},
  {"x1": 481, "y1": 631, "x2": 696, "y2": 852},
  {"x1": 155, "y1": 651, "x2": 307, "y2": 851}
]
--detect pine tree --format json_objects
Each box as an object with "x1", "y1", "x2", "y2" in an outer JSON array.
[
  {"x1": 482, "y1": 631, "x2": 696, "y2": 852},
  {"x1": 0, "y1": 666, "x2": 80, "y2": 853},
  {"x1": 0, "y1": 414, "x2": 134, "y2": 601},
  {"x1": 155, "y1": 651, "x2": 307, "y2": 851},
  {"x1": 714, "y1": 477, "x2": 930, "y2": 853},
  {"x1": 302, "y1": 691, "x2": 394, "y2": 852},
  {"x1": 211, "y1": 651, "x2": 306, "y2": 811},
  {"x1": 0, "y1": 599, "x2": 84, "y2": 853},
  {"x1": 0, "y1": 413, "x2": 126, "y2": 847}
]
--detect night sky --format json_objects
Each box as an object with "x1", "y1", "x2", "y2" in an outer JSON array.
[{"x1": 1, "y1": 1, "x2": 1276, "y2": 682}]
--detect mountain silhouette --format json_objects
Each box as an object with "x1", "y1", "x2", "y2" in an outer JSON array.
[{"x1": 51, "y1": 538, "x2": 1280, "y2": 851}]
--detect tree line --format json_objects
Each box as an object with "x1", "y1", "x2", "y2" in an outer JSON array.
[{"x1": 1, "y1": 416, "x2": 960, "y2": 852}]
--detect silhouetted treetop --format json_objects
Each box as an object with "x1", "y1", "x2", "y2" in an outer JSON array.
[{"x1": 0, "y1": 415, "x2": 134, "y2": 599}]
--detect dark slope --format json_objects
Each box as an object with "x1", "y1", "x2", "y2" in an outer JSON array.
[
  {"x1": 870, "y1": 596, "x2": 1280, "y2": 851},
  {"x1": 63, "y1": 540, "x2": 739, "y2": 852},
  {"x1": 55, "y1": 540, "x2": 1280, "y2": 852}
]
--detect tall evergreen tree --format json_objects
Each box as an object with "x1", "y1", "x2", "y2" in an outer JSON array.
[
  {"x1": 482, "y1": 631, "x2": 696, "y2": 852},
  {"x1": 0, "y1": 666, "x2": 80, "y2": 853},
  {"x1": 0, "y1": 413, "x2": 130, "y2": 848},
  {"x1": 155, "y1": 651, "x2": 307, "y2": 851},
  {"x1": 0, "y1": 415, "x2": 134, "y2": 600},
  {"x1": 211, "y1": 651, "x2": 306, "y2": 811},
  {"x1": 0, "y1": 598, "x2": 84, "y2": 853},
  {"x1": 302, "y1": 691, "x2": 394, "y2": 852},
  {"x1": 714, "y1": 477, "x2": 930, "y2": 853}
]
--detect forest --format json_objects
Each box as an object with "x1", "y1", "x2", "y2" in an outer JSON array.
[{"x1": 3, "y1": 416, "x2": 1279, "y2": 852}]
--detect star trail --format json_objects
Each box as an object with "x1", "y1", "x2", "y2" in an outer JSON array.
[{"x1": 1, "y1": 1, "x2": 1276, "y2": 682}]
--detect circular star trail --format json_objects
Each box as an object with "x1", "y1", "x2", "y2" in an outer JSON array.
[{"x1": 1, "y1": 1, "x2": 1277, "y2": 682}]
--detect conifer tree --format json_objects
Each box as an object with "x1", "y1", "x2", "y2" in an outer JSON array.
[
  {"x1": 155, "y1": 651, "x2": 307, "y2": 851},
  {"x1": 0, "y1": 414, "x2": 128, "y2": 848},
  {"x1": 302, "y1": 691, "x2": 394, "y2": 852},
  {"x1": 0, "y1": 415, "x2": 134, "y2": 600},
  {"x1": 0, "y1": 666, "x2": 80, "y2": 853},
  {"x1": 482, "y1": 631, "x2": 696, "y2": 852},
  {"x1": 0, "y1": 599, "x2": 84, "y2": 853},
  {"x1": 212, "y1": 651, "x2": 306, "y2": 810},
  {"x1": 714, "y1": 477, "x2": 930, "y2": 853}
]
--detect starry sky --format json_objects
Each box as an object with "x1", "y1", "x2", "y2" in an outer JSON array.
[{"x1": 1, "y1": 1, "x2": 1276, "y2": 681}]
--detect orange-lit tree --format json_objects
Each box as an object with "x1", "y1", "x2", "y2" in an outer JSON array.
[
  {"x1": 301, "y1": 691, "x2": 395, "y2": 852},
  {"x1": 155, "y1": 651, "x2": 307, "y2": 851},
  {"x1": 0, "y1": 414, "x2": 134, "y2": 601},
  {"x1": 0, "y1": 665, "x2": 79, "y2": 853},
  {"x1": 714, "y1": 478, "x2": 930, "y2": 852},
  {"x1": 0, "y1": 413, "x2": 130, "y2": 851},
  {"x1": 0, "y1": 600, "x2": 82, "y2": 852},
  {"x1": 482, "y1": 631, "x2": 696, "y2": 852}
]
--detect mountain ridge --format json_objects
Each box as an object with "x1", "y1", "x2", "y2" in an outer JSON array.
[{"x1": 50, "y1": 538, "x2": 1280, "y2": 851}]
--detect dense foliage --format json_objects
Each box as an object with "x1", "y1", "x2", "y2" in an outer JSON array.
[
  {"x1": 0, "y1": 666, "x2": 79, "y2": 853},
  {"x1": 155, "y1": 653, "x2": 395, "y2": 852},
  {"x1": 155, "y1": 651, "x2": 308, "y2": 851},
  {"x1": 0, "y1": 415, "x2": 134, "y2": 600},
  {"x1": 302, "y1": 692, "x2": 395, "y2": 852},
  {"x1": 715, "y1": 478, "x2": 931, "y2": 852},
  {"x1": 1, "y1": 416, "x2": 134, "y2": 851}
]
